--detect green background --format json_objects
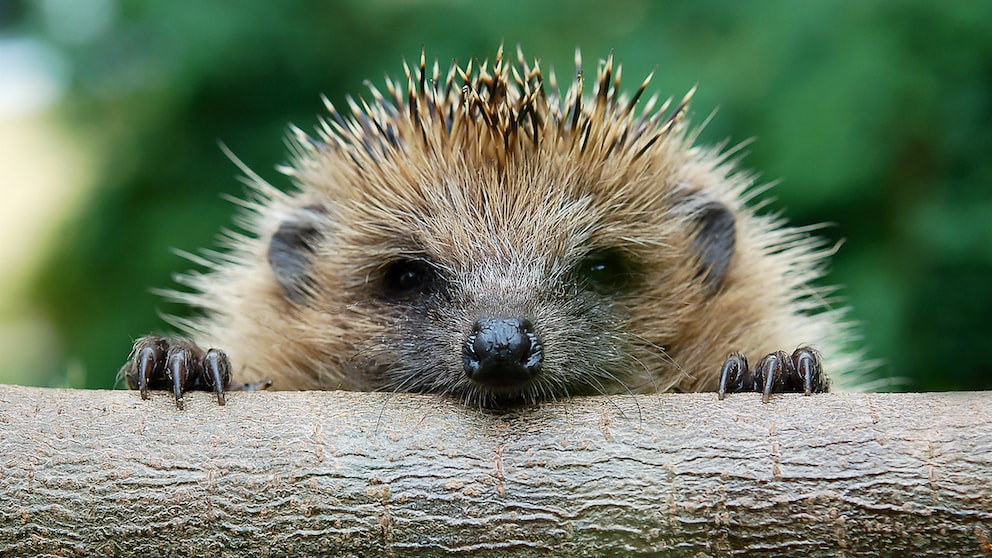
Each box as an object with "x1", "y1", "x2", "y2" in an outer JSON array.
[{"x1": 4, "y1": 0, "x2": 991, "y2": 391}]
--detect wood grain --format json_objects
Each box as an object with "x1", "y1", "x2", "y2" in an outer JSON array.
[{"x1": 1, "y1": 385, "x2": 990, "y2": 557}]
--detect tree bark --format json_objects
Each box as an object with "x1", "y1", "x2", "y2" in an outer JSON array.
[{"x1": 1, "y1": 385, "x2": 990, "y2": 557}]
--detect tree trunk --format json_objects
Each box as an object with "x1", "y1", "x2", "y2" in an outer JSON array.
[{"x1": 1, "y1": 385, "x2": 990, "y2": 557}]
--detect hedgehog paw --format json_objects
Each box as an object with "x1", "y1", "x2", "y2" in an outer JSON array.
[
  {"x1": 120, "y1": 335, "x2": 271, "y2": 409},
  {"x1": 717, "y1": 346, "x2": 828, "y2": 403}
]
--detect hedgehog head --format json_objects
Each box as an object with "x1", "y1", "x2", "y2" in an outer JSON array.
[{"x1": 239, "y1": 45, "x2": 744, "y2": 405}]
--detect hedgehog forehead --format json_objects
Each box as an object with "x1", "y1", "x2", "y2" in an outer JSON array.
[
  {"x1": 343, "y1": 172, "x2": 595, "y2": 264},
  {"x1": 335, "y1": 159, "x2": 675, "y2": 279}
]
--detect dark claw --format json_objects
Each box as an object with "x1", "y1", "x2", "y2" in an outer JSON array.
[
  {"x1": 166, "y1": 345, "x2": 193, "y2": 410},
  {"x1": 795, "y1": 350, "x2": 812, "y2": 394},
  {"x1": 717, "y1": 352, "x2": 748, "y2": 400},
  {"x1": 203, "y1": 348, "x2": 232, "y2": 406},
  {"x1": 133, "y1": 338, "x2": 167, "y2": 400},
  {"x1": 718, "y1": 346, "x2": 828, "y2": 403},
  {"x1": 792, "y1": 346, "x2": 826, "y2": 395},
  {"x1": 755, "y1": 350, "x2": 790, "y2": 404}
]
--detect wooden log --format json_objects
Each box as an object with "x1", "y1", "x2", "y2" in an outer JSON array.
[{"x1": 1, "y1": 385, "x2": 990, "y2": 557}]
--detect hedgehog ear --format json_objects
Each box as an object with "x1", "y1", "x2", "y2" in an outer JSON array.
[
  {"x1": 690, "y1": 200, "x2": 736, "y2": 293},
  {"x1": 267, "y1": 206, "x2": 325, "y2": 304},
  {"x1": 672, "y1": 192, "x2": 736, "y2": 294}
]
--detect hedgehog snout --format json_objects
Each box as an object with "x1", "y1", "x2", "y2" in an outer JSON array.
[{"x1": 463, "y1": 317, "x2": 544, "y2": 390}]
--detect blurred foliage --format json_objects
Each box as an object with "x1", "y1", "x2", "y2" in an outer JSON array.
[{"x1": 5, "y1": 0, "x2": 991, "y2": 390}]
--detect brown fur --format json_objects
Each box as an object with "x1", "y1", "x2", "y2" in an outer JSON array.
[{"x1": 164, "y1": 46, "x2": 863, "y2": 404}]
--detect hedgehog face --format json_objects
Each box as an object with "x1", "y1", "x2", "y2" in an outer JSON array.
[
  {"x1": 332, "y1": 220, "x2": 655, "y2": 406},
  {"x1": 265, "y1": 164, "x2": 736, "y2": 406},
  {"x1": 250, "y1": 46, "x2": 743, "y2": 404},
  {"x1": 361, "y1": 211, "x2": 641, "y2": 405}
]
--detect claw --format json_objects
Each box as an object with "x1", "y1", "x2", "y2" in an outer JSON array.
[
  {"x1": 792, "y1": 347, "x2": 824, "y2": 395},
  {"x1": 756, "y1": 351, "x2": 789, "y2": 404},
  {"x1": 718, "y1": 352, "x2": 748, "y2": 400},
  {"x1": 203, "y1": 348, "x2": 232, "y2": 406},
  {"x1": 167, "y1": 348, "x2": 190, "y2": 410},
  {"x1": 125, "y1": 336, "x2": 167, "y2": 399},
  {"x1": 135, "y1": 344, "x2": 158, "y2": 400},
  {"x1": 758, "y1": 354, "x2": 777, "y2": 404}
]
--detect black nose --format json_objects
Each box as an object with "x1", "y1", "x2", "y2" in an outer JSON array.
[{"x1": 463, "y1": 317, "x2": 543, "y2": 389}]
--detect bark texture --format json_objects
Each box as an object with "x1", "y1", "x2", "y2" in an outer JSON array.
[{"x1": 1, "y1": 385, "x2": 990, "y2": 557}]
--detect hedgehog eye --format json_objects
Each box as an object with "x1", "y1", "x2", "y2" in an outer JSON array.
[
  {"x1": 575, "y1": 250, "x2": 636, "y2": 294},
  {"x1": 381, "y1": 259, "x2": 436, "y2": 298}
]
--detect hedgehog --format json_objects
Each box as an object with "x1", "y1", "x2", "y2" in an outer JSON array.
[{"x1": 121, "y1": 45, "x2": 864, "y2": 409}]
